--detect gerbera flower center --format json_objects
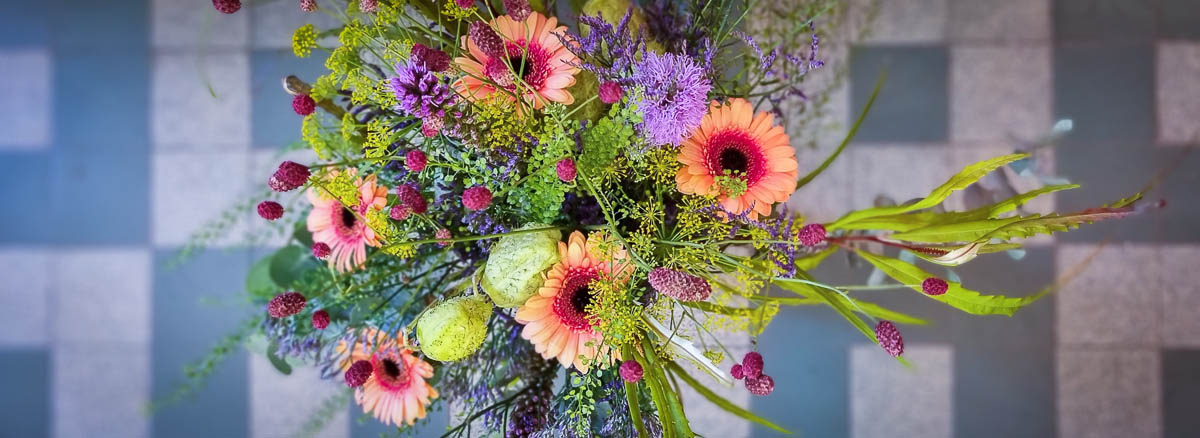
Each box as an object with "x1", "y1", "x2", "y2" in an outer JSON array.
[
  {"x1": 705, "y1": 129, "x2": 768, "y2": 186},
  {"x1": 485, "y1": 41, "x2": 552, "y2": 90},
  {"x1": 553, "y1": 267, "x2": 599, "y2": 332},
  {"x1": 330, "y1": 205, "x2": 362, "y2": 238},
  {"x1": 372, "y1": 354, "x2": 412, "y2": 391}
]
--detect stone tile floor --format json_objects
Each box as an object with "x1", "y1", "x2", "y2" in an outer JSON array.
[{"x1": 0, "y1": 0, "x2": 1197, "y2": 437}]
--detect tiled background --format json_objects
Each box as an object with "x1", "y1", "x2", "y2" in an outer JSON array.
[{"x1": 0, "y1": 0, "x2": 1197, "y2": 437}]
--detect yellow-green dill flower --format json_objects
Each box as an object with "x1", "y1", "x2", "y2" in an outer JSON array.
[
  {"x1": 416, "y1": 294, "x2": 492, "y2": 361},
  {"x1": 292, "y1": 24, "x2": 317, "y2": 58},
  {"x1": 480, "y1": 224, "x2": 562, "y2": 308}
]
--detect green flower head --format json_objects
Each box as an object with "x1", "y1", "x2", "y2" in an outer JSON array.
[
  {"x1": 416, "y1": 294, "x2": 492, "y2": 362},
  {"x1": 480, "y1": 224, "x2": 562, "y2": 308}
]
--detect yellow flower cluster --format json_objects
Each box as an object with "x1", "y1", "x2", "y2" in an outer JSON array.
[{"x1": 292, "y1": 24, "x2": 317, "y2": 58}]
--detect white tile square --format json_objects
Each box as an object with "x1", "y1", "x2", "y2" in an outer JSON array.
[
  {"x1": 52, "y1": 249, "x2": 151, "y2": 344},
  {"x1": 252, "y1": 0, "x2": 342, "y2": 49},
  {"x1": 0, "y1": 248, "x2": 50, "y2": 346},
  {"x1": 1057, "y1": 349, "x2": 1161, "y2": 438},
  {"x1": 153, "y1": 152, "x2": 251, "y2": 247},
  {"x1": 152, "y1": 0, "x2": 248, "y2": 49},
  {"x1": 848, "y1": 0, "x2": 947, "y2": 45},
  {"x1": 1056, "y1": 244, "x2": 1161, "y2": 346},
  {"x1": 54, "y1": 344, "x2": 150, "y2": 438},
  {"x1": 1157, "y1": 42, "x2": 1200, "y2": 145},
  {"x1": 1160, "y1": 245, "x2": 1200, "y2": 348},
  {"x1": 0, "y1": 50, "x2": 51, "y2": 149},
  {"x1": 850, "y1": 344, "x2": 953, "y2": 438},
  {"x1": 250, "y1": 355, "x2": 348, "y2": 438},
  {"x1": 153, "y1": 53, "x2": 251, "y2": 151},
  {"x1": 948, "y1": 0, "x2": 1051, "y2": 42},
  {"x1": 951, "y1": 47, "x2": 1053, "y2": 143}
]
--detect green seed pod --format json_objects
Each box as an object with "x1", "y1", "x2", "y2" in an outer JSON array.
[
  {"x1": 417, "y1": 294, "x2": 492, "y2": 362},
  {"x1": 480, "y1": 224, "x2": 562, "y2": 308}
]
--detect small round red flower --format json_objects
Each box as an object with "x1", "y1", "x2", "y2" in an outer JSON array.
[
  {"x1": 257, "y1": 201, "x2": 284, "y2": 220},
  {"x1": 462, "y1": 186, "x2": 492, "y2": 211},
  {"x1": 292, "y1": 94, "x2": 316, "y2": 116}
]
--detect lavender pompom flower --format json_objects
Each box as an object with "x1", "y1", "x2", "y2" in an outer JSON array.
[
  {"x1": 630, "y1": 52, "x2": 711, "y2": 146},
  {"x1": 388, "y1": 62, "x2": 455, "y2": 118}
]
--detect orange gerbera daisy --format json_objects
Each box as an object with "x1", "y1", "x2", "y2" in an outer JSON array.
[
  {"x1": 306, "y1": 170, "x2": 389, "y2": 272},
  {"x1": 675, "y1": 98, "x2": 799, "y2": 220},
  {"x1": 453, "y1": 12, "x2": 580, "y2": 109},
  {"x1": 515, "y1": 231, "x2": 630, "y2": 372},
  {"x1": 337, "y1": 330, "x2": 438, "y2": 427}
]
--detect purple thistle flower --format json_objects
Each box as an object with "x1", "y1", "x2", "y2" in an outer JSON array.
[
  {"x1": 630, "y1": 51, "x2": 711, "y2": 146},
  {"x1": 388, "y1": 62, "x2": 455, "y2": 118}
]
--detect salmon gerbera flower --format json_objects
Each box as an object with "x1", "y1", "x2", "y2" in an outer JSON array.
[
  {"x1": 454, "y1": 12, "x2": 580, "y2": 109},
  {"x1": 676, "y1": 98, "x2": 799, "y2": 220},
  {"x1": 337, "y1": 330, "x2": 438, "y2": 427},
  {"x1": 515, "y1": 231, "x2": 630, "y2": 372},
  {"x1": 306, "y1": 170, "x2": 389, "y2": 272}
]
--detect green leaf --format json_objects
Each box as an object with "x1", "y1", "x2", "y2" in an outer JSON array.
[
  {"x1": 854, "y1": 250, "x2": 1046, "y2": 316},
  {"x1": 796, "y1": 72, "x2": 886, "y2": 190},
  {"x1": 665, "y1": 362, "x2": 792, "y2": 435},
  {"x1": 622, "y1": 345, "x2": 650, "y2": 438},
  {"x1": 775, "y1": 279, "x2": 878, "y2": 343},
  {"x1": 887, "y1": 216, "x2": 1028, "y2": 243},
  {"x1": 795, "y1": 247, "x2": 836, "y2": 271},
  {"x1": 293, "y1": 221, "x2": 314, "y2": 248},
  {"x1": 852, "y1": 298, "x2": 929, "y2": 325},
  {"x1": 841, "y1": 184, "x2": 1079, "y2": 233},
  {"x1": 973, "y1": 206, "x2": 1137, "y2": 242},
  {"x1": 266, "y1": 339, "x2": 293, "y2": 375},
  {"x1": 246, "y1": 254, "x2": 278, "y2": 301},
  {"x1": 829, "y1": 153, "x2": 1030, "y2": 230},
  {"x1": 269, "y1": 246, "x2": 318, "y2": 288}
]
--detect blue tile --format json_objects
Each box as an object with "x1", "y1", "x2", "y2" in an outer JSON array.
[
  {"x1": 49, "y1": 0, "x2": 149, "y2": 48},
  {"x1": 53, "y1": 49, "x2": 150, "y2": 154},
  {"x1": 251, "y1": 50, "x2": 327, "y2": 149},
  {"x1": 850, "y1": 46, "x2": 949, "y2": 143},
  {"x1": 153, "y1": 248, "x2": 253, "y2": 438},
  {"x1": 0, "y1": 349, "x2": 50, "y2": 437},
  {"x1": 0, "y1": 2, "x2": 49, "y2": 47},
  {"x1": 1053, "y1": 0, "x2": 1155, "y2": 42},
  {"x1": 1155, "y1": 150, "x2": 1200, "y2": 242},
  {"x1": 1162, "y1": 0, "x2": 1200, "y2": 40},
  {"x1": 48, "y1": 151, "x2": 149, "y2": 245},
  {"x1": 1054, "y1": 45, "x2": 1155, "y2": 143},
  {"x1": 0, "y1": 152, "x2": 54, "y2": 243},
  {"x1": 1055, "y1": 140, "x2": 1159, "y2": 242},
  {"x1": 1164, "y1": 349, "x2": 1200, "y2": 438},
  {"x1": 349, "y1": 405, "x2": 449, "y2": 437}
]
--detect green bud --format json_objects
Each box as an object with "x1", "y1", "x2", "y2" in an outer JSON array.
[
  {"x1": 480, "y1": 224, "x2": 562, "y2": 308},
  {"x1": 416, "y1": 294, "x2": 492, "y2": 362}
]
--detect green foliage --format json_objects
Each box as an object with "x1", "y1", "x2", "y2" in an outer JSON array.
[
  {"x1": 504, "y1": 107, "x2": 576, "y2": 223},
  {"x1": 841, "y1": 184, "x2": 1079, "y2": 233},
  {"x1": 565, "y1": 369, "x2": 605, "y2": 435},
  {"x1": 270, "y1": 245, "x2": 321, "y2": 289},
  {"x1": 578, "y1": 103, "x2": 641, "y2": 181},
  {"x1": 855, "y1": 250, "x2": 1046, "y2": 316}
]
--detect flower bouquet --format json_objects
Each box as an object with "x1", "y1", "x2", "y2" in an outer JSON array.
[{"x1": 189, "y1": 0, "x2": 1149, "y2": 436}]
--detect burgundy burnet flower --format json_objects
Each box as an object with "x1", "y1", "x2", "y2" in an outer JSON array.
[
  {"x1": 300, "y1": 0, "x2": 317, "y2": 12},
  {"x1": 647, "y1": 267, "x2": 712, "y2": 302},
  {"x1": 405, "y1": 149, "x2": 427, "y2": 173},
  {"x1": 269, "y1": 161, "x2": 311, "y2": 192},
  {"x1": 359, "y1": 0, "x2": 378, "y2": 13},
  {"x1": 435, "y1": 228, "x2": 452, "y2": 247},
  {"x1": 312, "y1": 242, "x2": 331, "y2": 259},
  {"x1": 797, "y1": 223, "x2": 826, "y2": 246},
  {"x1": 257, "y1": 201, "x2": 284, "y2": 220},
  {"x1": 395, "y1": 183, "x2": 428, "y2": 214},
  {"x1": 390, "y1": 205, "x2": 412, "y2": 221},
  {"x1": 311, "y1": 309, "x2": 330, "y2": 329},
  {"x1": 455, "y1": 0, "x2": 475, "y2": 8},
  {"x1": 292, "y1": 94, "x2": 316, "y2": 116},
  {"x1": 344, "y1": 359, "x2": 373, "y2": 387},
  {"x1": 741, "y1": 351, "x2": 764, "y2": 379},
  {"x1": 745, "y1": 374, "x2": 775, "y2": 396},
  {"x1": 503, "y1": 0, "x2": 531, "y2": 20},
  {"x1": 731, "y1": 363, "x2": 745, "y2": 380},
  {"x1": 421, "y1": 117, "x2": 444, "y2": 137},
  {"x1": 267, "y1": 292, "x2": 306, "y2": 318},
  {"x1": 410, "y1": 43, "x2": 450, "y2": 72},
  {"x1": 462, "y1": 186, "x2": 493, "y2": 211},
  {"x1": 468, "y1": 21, "x2": 504, "y2": 58},
  {"x1": 213, "y1": 0, "x2": 241, "y2": 14},
  {"x1": 619, "y1": 360, "x2": 644, "y2": 382},
  {"x1": 555, "y1": 158, "x2": 577, "y2": 182},
  {"x1": 875, "y1": 320, "x2": 904, "y2": 357},
  {"x1": 922, "y1": 277, "x2": 949, "y2": 296},
  {"x1": 598, "y1": 81, "x2": 623, "y2": 104}
]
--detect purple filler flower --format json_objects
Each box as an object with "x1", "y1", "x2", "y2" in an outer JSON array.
[
  {"x1": 631, "y1": 52, "x2": 711, "y2": 146},
  {"x1": 388, "y1": 62, "x2": 455, "y2": 118}
]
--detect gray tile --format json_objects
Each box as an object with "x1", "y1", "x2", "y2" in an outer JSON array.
[
  {"x1": 1057, "y1": 349, "x2": 1161, "y2": 438},
  {"x1": 1163, "y1": 349, "x2": 1200, "y2": 438},
  {"x1": 53, "y1": 249, "x2": 152, "y2": 344},
  {"x1": 949, "y1": 0, "x2": 1051, "y2": 42},
  {"x1": 1053, "y1": 0, "x2": 1155, "y2": 42},
  {"x1": 848, "y1": 0, "x2": 947, "y2": 45},
  {"x1": 53, "y1": 343, "x2": 149, "y2": 438},
  {"x1": 1057, "y1": 244, "x2": 1160, "y2": 346},
  {"x1": 1156, "y1": 42, "x2": 1200, "y2": 145},
  {"x1": 850, "y1": 46, "x2": 949, "y2": 143},
  {"x1": 850, "y1": 344, "x2": 953, "y2": 438},
  {"x1": 1160, "y1": 246, "x2": 1200, "y2": 348},
  {"x1": 1055, "y1": 45, "x2": 1156, "y2": 143},
  {"x1": 1161, "y1": 0, "x2": 1200, "y2": 40},
  {"x1": 250, "y1": 356, "x2": 348, "y2": 438},
  {"x1": 251, "y1": 49, "x2": 328, "y2": 149},
  {"x1": 0, "y1": 2, "x2": 49, "y2": 47},
  {"x1": 0, "y1": 349, "x2": 50, "y2": 437},
  {"x1": 0, "y1": 248, "x2": 50, "y2": 347},
  {"x1": 951, "y1": 47, "x2": 1053, "y2": 143},
  {"x1": 1155, "y1": 150, "x2": 1200, "y2": 242},
  {"x1": 152, "y1": 0, "x2": 248, "y2": 49},
  {"x1": 251, "y1": 0, "x2": 341, "y2": 49},
  {"x1": 152, "y1": 151, "x2": 250, "y2": 247},
  {"x1": 0, "y1": 49, "x2": 51, "y2": 149},
  {"x1": 679, "y1": 332, "x2": 751, "y2": 438},
  {"x1": 1054, "y1": 140, "x2": 1159, "y2": 242},
  {"x1": 153, "y1": 53, "x2": 251, "y2": 151}
]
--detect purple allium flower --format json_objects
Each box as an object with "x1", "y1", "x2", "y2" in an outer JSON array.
[
  {"x1": 631, "y1": 52, "x2": 711, "y2": 146},
  {"x1": 389, "y1": 63, "x2": 455, "y2": 119}
]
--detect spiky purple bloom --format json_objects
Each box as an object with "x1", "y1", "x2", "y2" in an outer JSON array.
[
  {"x1": 630, "y1": 52, "x2": 711, "y2": 146},
  {"x1": 875, "y1": 320, "x2": 904, "y2": 357},
  {"x1": 389, "y1": 62, "x2": 455, "y2": 118}
]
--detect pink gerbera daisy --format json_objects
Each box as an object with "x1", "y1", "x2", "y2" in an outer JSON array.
[
  {"x1": 306, "y1": 170, "x2": 389, "y2": 272},
  {"x1": 515, "y1": 231, "x2": 630, "y2": 372},
  {"x1": 336, "y1": 330, "x2": 438, "y2": 427},
  {"x1": 453, "y1": 12, "x2": 580, "y2": 109}
]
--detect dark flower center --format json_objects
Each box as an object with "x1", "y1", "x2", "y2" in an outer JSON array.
[
  {"x1": 372, "y1": 354, "x2": 412, "y2": 391},
  {"x1": 340, "y1": 207, "x2": 358, "y2": 229},
  {"x1": 719, "y1": 148, "x2": 749, "y2": 175},
  {"x1": 553, "y1": 268, "x2": 599, "y2": 332},
  {"x1": 381, "y1": 358, "x2": 402, "y2": 378},
  {"x1": 705, "y1": 129, "x2": 767, "y2": 186},
  {"x1": 570, "y1": 285, "x2": 594, "y2": 315},
  {"x1": 507, "y1": 56, "x2": 529, "y2": 81}
]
